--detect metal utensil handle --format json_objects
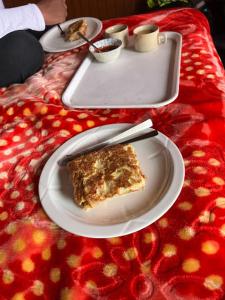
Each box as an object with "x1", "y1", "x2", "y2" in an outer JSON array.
[
  {"x1": 107, "y1": 119, "x2": 153, "y2": 144},
  {"x1": 77, "y1": 32, "x2": 101, "y2": 52},
  {"x1": 58, "y1": 119, "x2": 153, "y2": 166},
  {"x1": 57, "y1": 24, "x2": 64, "y2": 35},
  {"x1": 60, "y1": 130, "x2": 158, "y2": 166},
  {"x1": 119, "y1": 130, "x2": 158, "y2": 144}
]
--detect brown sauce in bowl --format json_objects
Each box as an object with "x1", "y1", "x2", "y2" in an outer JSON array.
[{"x1": 96, "y1": 45, "x2": 117, "y2": 52}]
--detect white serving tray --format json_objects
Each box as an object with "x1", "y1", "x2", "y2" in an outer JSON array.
[{"x1": 62, "y1": 32, "x2": 182, "y2": 108}]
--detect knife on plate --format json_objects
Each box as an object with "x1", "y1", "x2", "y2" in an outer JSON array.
[{"x1": 58, "y1": 128, "x2": 158, "y2": 166}]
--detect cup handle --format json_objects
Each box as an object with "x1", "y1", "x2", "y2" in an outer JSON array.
[{"x1": 158, "y1": 33, "x2": 167, "y2": 45}]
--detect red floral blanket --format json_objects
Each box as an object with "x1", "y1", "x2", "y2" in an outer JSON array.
[{"x1": 0, "y1": 8, "x2": 225, "y2": 300}]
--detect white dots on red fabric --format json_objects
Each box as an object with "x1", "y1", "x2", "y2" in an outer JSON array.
[
  {"x1": 52, "y1": 121, "x2": 61, "y2": 127},
  {"x1": 17, "y1": 144, "x2": 25, "y2": 149},
  {"x1": 47, "y1": 138, "x2": 55, "y2": 144},
  {"x1": 22, "y1": 150, "x2": 31, "y2": 157},
  {"x1": 196, "y1": 69, "x2": 205, "y2": 75},
  {"x1": 4, "y1": 183, "x2": 13, "y2": 190},
  {"x1": 25, "y1": 129, "x2": 33, "y2": 136},
  {"x1": 195, "y1": 187, "x2": 210, "y2": 197},
  {"x1": 9, "y1": 157, "x2": 17, "y2": 164},
  {"x1": 60, "y1": 130, "x2": 70, "y2": 137},
  {"x1": 12, "y1": 136, "x2": 21, "y2": 142},
  {"x1": 0, "y1": 139, "x2": 7, "y2": 146},
  {"x1": 6, "y1": 128, "x2": 14, "y2": 133},
  {"x1": 32, "y1": 196, "x2": 38, "y2": 203},
  {"x1": 192, "y1": 150, "x2": 205, "y2": 157},
  {"x1": 37, "y1": 145, "x2": 44, "y2": 152},
  {"x1": 15, "y1": 202, "x2": 25, "y2": 211},
  {"x1": 26, "y1": 184, "x2": 34, "y2": 191},
  {"x1": 213, "y1": 177, "x2": 225, "y2": 186},
  {"x1": 10, "y1": 191, "x2": 20, "y2": 199},
  {"x1": 46, "y1": 115, "x2": 54, "y2": 120},
  {"x1": 41, "y1": 130, "x2": 48, "y2": 137},
  {"x1": 78, "y1": 113, "x2": 88, "y2": 119},
  {"x1": 21, "y1": 174, "x2": 29, "y2": 181},
  {"x1": 15, "y1": 166, "x2": 24, "y2": 173},
  {"x1": 66, "y1": 118, "x2": 74, "y2": 122},
  {"x1": 183, "y1": 59, "x2": 192, "y2": 63},
  {"x1": 6, "y1": 107, "x2": 14, "y2": 116},
  {"x1": 207, "y1": 74, "x2": 215, "y2": 79},
  {"x1": 30, "y1": 137, "x2": 39, "y2": 143},
  {"x1": 87, "y1": 120, "x2": 95, "y2": 127},
  {"x1": 184, "y1": 160, "x2": 190, "y2": 166},
  {"x1": 186, "y1": 67, "x2": 194, "y2": 71},
  {"x1": 17, "y1": 101, "x2": 24, "y2": 107},
  {"x1": 178, "y1": 201, "x2": 192, "y2": 211},
  {"x1": 182, "y1": 258, "x2": 200, "y2": 273},
  {"x1": 183, "y1": 179, "x2": 191, "y2": 187},
  {"x1": 18, "y1": 123, "x2": 28, "y2": 128},
  {"x1": 4, "y1": 149, "x2": 12, "y2": 156},
  {"x1": 204, "y1": 275, "x2": 223, "y2": 291},
  {"x1": 191, "y1": 54, "x2": 199, "y2": 58},
  {"x1": 35, "y1": 121, "x2": 42, "y2": 129},
  {"x1": 205, "y1": 65, "x2": 212, "y2": 69},
  {"x1": 0, "y1": 172, "x2": 7, "y2": 179},
  {"x1": 194, "y1": 62, "x2": 201, "y2": 65},
  {"x1": 99, "y1": 117, "x2": 107, "y2": 121},
  {"x1": 73, "y1": 124, "x2": 82, "y2": 132},
  {"x1": 187, "y1": 76, "x2": 194, "y2": 80},
  {"x1": 59, "y1": 109, "x2": 68, "y2": 116},
  {"x1": 30, "y1": 159, "x2": 39, "y2": 168},
  {"x1": 193, "y1": 166, "x2": 207, "y2": 174},
  {"x1": 182, "y1": 52, "x2": 189, "y2": 57}
]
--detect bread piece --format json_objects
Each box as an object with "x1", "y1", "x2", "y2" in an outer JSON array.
[
  {"x1": 64, "y1": 19, "x2": 88, "y2": 42},
  {"x1": 67, "y1": 144, "x2": 146, "y2": 209}
]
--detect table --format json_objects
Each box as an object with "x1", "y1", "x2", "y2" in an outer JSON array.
[{"x1": 0, "y1": 8, "x2": 225, "y2": 300}]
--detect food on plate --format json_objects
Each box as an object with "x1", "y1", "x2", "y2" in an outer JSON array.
[
  {"x1": 64, "y1": 19, "x2": 88, "y2": 42},
  {"x1": 67, "y1": 144, "x2": 146, "y2": 209}
]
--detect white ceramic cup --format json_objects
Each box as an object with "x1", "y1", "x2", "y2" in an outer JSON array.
[
  {"x1": 133, "y1": 24, "x2": 167, "y2": 52},
  {"x1": 104, "y1": 24, "x2": 129, "y2": 48}
]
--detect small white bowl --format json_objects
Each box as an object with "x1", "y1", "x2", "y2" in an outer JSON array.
[{"x1": 89, "y1": 38, "x2": 122, "y2": 63}]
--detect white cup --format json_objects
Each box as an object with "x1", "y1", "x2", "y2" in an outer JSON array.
[
  {"x1": 105, "y1": 24, "x2": 129, "y2": 48},
  {"x1": 133, "y1": 24, "x2": 167, "y2": 52}
]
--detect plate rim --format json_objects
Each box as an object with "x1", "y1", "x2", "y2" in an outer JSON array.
[
  {"x1": 39, "y1": 17, "x2": 103, "y2": 53},
  {"x1": 39, "y1": 123, "x2": 185, "y2": 238}
]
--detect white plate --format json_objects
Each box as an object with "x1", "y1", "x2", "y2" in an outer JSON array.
[
  {"x1": 39, "y1": 124, "x2": 184, "y2": 238},
  {"x1": 62, "y1": 32, "x2": 182, "y2": 108},
  {"x1": 39, "y1": 17, "x2": 102, "y2": 53}
]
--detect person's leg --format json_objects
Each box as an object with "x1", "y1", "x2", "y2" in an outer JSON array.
[{"x1": 0, "y1": 30, "x2": 44, "y2": 87}]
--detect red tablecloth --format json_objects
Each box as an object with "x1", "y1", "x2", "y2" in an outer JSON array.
[{"x1": 0, "y1": 7, "x2": 225, "y2": 300}]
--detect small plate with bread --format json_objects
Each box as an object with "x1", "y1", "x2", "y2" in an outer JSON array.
[
  {"x1": 39, "y1": 123, "x2": 184, "y2": 238},
  {"x1": 40, "y1": 17, "x2": 102, "y2": 53}
]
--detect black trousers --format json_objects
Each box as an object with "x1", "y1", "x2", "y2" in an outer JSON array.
[{"x1": 0, "y1": 30, "x2": 44, "y2": 87}]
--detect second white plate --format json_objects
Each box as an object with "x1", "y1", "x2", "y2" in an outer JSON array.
[
  {"x1": 39, "y1": 124, "x2": 184, "y2": 238},
  {"x1": 40, "y1": 17, "x2": 102, "y2": 53}
]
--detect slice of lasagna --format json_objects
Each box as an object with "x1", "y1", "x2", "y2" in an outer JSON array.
[
  {"x1": 64, "y1": 19, "x2": 88, "y2": 42},
  {"x1": 67, "y1": 144, "x2": 146, "y2": 209}
]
